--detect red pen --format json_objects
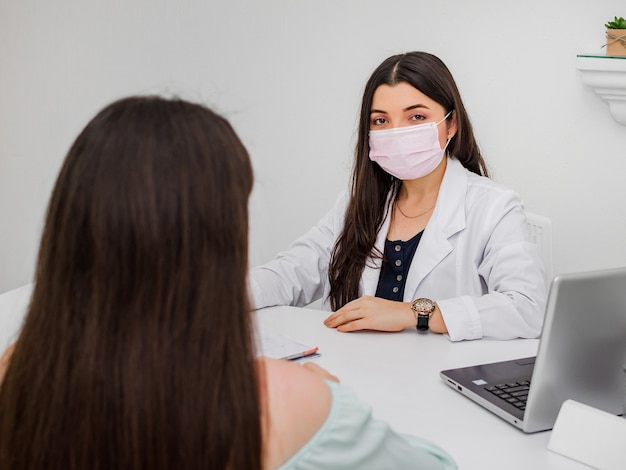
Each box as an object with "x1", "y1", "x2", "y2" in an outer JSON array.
[{"x1": 283, "y1": 347, "x2": 319, "y2": 361}]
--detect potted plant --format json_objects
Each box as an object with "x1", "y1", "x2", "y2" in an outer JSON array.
[{"x1": 605, "y1": 16, "x2": 626, "y2": 56}]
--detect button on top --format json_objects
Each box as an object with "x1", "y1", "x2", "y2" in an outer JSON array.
[{"x1": 377, "y1": 231, "x2": 424, "y2": 302}]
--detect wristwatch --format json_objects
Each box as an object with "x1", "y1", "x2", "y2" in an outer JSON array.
[{"x1": 411, "y1": 298, "x2": 436, "y2": 331}]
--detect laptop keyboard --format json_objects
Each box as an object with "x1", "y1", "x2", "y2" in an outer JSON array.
[{"x1": 485, "y1": 380, "x2": 531, "y2": 410}]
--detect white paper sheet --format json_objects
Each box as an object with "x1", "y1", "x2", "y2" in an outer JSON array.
[{"x1": 255, "y1": 323, "x2": 319, "y2": 361}]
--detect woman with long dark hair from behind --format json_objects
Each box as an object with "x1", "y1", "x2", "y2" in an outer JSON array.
[{"x1": 0, "y1": 96, "x2": 455, "y2": 469}]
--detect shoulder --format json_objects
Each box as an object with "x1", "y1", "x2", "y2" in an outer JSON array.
[
  {"x1": 261, "y1": 357, "x2": 332, "y2": 404},
  {"x1": 0, "y1": 342, "x2": 16, "y2": 383},
  {"x1": 441, "y1": 159, "x2": 526, "y2": 237},
  {"x1": 447, "y1": 158, "x2": 519, "y2": 200},
  {"x1": 463, "y1": 169, "x2": 524, "y2": 215},
  {"x1": 443, "y1": 159, "x2": 524, "y2": 216},
  {"x1": 330, "y1": 190, "x2": 351, "y2": 222},
  {"x1": 307, "y1": 190, "x2": 350, "y2": 235},
  {"x1": 259, "y1": 357, "x2": 332, "y2": 469}
]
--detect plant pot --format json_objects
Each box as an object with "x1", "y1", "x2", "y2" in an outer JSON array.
[{"x1": 606, "y1": 29, "x2": 626, "y2": 56}]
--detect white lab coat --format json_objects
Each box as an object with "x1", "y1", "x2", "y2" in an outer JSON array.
[{"x1": 250, "y1": 158, "x2": 547, "y2": 341}]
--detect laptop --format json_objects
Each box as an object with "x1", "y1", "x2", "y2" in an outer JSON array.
[{"x1": 440, "y1": 267, "x2": 626, "y2": 433}]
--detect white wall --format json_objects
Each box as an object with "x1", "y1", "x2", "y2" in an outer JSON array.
[{"x1": 1, "y1": 0, "x2": 625, "y2": 294}]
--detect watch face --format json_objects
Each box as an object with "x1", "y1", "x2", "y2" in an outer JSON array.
[{"x1": 412, "y1": 298, "x2": 435, "y2": 314}]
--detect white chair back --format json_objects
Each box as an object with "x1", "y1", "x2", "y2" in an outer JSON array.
[{"x1": 525, "y1": 212, "x2": 553, "y2": 289}]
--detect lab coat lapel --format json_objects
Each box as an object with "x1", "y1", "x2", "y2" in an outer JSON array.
[{"x1": 403, "y1": 159, "x2": 468, "y2": 300}]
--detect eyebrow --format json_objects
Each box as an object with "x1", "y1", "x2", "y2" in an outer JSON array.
[{"x1": 370, "y1": 103, "x2": 430, "y2": 114}]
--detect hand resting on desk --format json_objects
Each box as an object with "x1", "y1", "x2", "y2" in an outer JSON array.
[{"x1": 324, "y1": 295, "x2": 448, "y2": 333}]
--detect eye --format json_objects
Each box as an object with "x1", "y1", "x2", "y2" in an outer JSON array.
[
  {"x1": 409, "y1": 114, "x2": 427, "y2": 122},
  {"x1": 370, "y1": 116, "x2": 388, "y2": 127}
]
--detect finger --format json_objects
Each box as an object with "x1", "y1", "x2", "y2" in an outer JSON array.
[
  {"x1": 324, "y1": 298, "x2": 367, "y2": 326},
  {"x1": 301, "y1": 362, "x2": 321, "y2": 373},
  {"x1": 302, "y1": 362, "x2": 324, "y2": 374},
  {"x1": 302, "y1": 362, "x2": 340, "y2": 383},
  {"x1": 324, "y1": 310, "x2": 346, "y2": 327},
  {"x1": 325, "y1": 310, "x2": 362, "y2": 328},
  {"x1": 324, "y1": 304, "x2": 353, "y2": 324},
  {"x1": 325, "y1": 372, "x2": 340, "y2": 383},
  {"x1": 324, "y1": 314, "x2": 344, "y2": 327},
  {"x1": 337, "y1": 318, "x2": 368, "y2": 332}
]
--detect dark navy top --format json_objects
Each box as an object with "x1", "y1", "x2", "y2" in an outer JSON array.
[{"x1": 375, "y1": 231, "x2": 423, "y2": 301}]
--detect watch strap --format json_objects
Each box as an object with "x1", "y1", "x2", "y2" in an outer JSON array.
[{"x1": 416, "y1": 312, "x2": 432, "y2": 331}]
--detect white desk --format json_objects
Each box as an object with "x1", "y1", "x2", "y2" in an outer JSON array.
[
  {"x1": 0, "y1": 288, "x2": 586, "y2": 468},
  {"x1": 255, "y1": 306, "x2": 588, "y2": 470}
]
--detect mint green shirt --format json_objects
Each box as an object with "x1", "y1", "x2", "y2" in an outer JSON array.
[{"x1": 279, "y1": 380, "x2": 457, "y2": 469}]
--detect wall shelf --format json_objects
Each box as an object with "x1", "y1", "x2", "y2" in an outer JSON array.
[{"x1": 576, "y1": 54, "x2": 626, "y2": 126}]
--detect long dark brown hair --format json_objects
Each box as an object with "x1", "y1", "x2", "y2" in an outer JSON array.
[
  {"x1": 328, "y1": 51, "x2": 488, "y2": 310},
  {"x1": 0, "y1": 96, "x2": 261, "y2": 469}
]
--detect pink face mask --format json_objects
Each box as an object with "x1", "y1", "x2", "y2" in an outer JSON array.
[{"x1": 368, "y1": 111, "x2": 452, "y2": 180}]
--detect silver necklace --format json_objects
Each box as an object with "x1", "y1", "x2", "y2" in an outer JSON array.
[{"x1": 395, "y1": 201, "x2": 435, "y2": 219}]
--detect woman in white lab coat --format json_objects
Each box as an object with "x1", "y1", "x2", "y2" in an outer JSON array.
[{"x1": 250, "y1": 51, "x2": 546, "y2": 341}]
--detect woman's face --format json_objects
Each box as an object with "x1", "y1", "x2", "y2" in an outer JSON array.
[{"x1": 369, "y1": 82, "x2": 456, "y2": 148}]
